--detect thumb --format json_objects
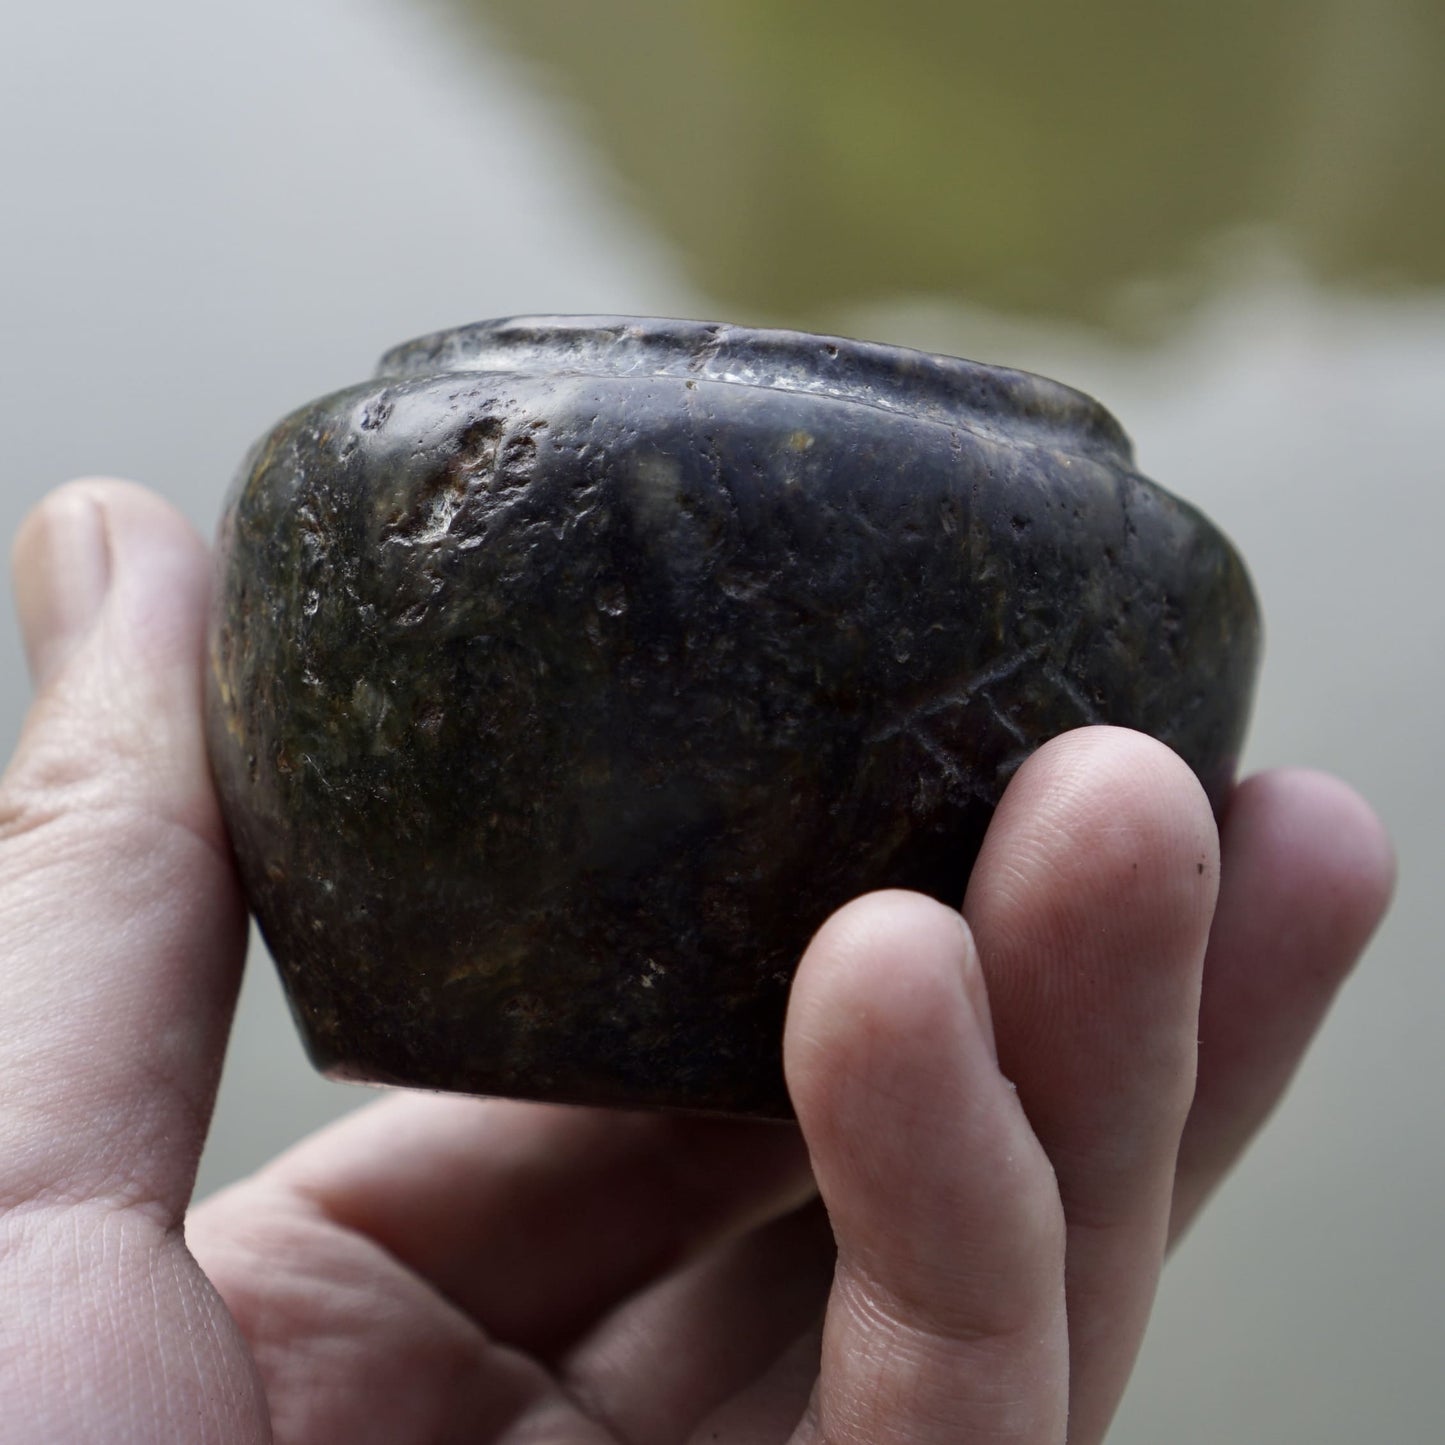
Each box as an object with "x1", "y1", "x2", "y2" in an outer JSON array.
[{"x1": 0, "y1": 479, "x2": 247, "y2": 1224}]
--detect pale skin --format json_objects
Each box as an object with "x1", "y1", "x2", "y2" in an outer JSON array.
[{"x1": 0, "y1": 480, "x2": 1394, "y2": 1444}]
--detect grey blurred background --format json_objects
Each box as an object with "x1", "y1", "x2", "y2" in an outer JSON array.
[{"x1": 1, "y1": 0, "x2": 1439, "y2": 1439}]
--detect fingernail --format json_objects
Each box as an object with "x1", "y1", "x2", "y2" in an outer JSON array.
[{"x1": 12, "y1": 487, "x2": 113, "y2": 688}]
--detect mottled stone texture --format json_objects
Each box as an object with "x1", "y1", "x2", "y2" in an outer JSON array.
[{"x1": 207, "y1": 316, "x2": 1260, "y2": 1117}]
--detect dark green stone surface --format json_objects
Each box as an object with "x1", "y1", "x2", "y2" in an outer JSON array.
[{"x1": 206, "y1": 316, "x2": 1260, "y2": 1117}]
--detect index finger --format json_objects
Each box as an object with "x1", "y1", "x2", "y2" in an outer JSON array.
[{"x1": 785, "y1": 890, "x2": 1070, "y2": 1445}]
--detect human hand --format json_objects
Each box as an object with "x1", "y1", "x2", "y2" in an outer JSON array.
[{"x1": 0, "y1": 481, "x2": 1394, "y2": 1444}]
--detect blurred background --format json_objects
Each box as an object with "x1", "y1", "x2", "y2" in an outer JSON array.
[{"x1": 1, "y1": 0, "x2": 1439, "y2": 1438}]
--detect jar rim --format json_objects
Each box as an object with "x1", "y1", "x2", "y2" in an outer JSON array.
[{"x1": 376, "y1": 315, "x2": 1134, "y2": 466}]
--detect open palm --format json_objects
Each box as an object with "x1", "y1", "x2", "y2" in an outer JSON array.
[{"x1": 1, "y1": 483, "x2": 1393, "y2": 1444}]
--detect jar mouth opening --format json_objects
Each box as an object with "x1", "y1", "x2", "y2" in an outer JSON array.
[{"x1": 376, "y1": 315, "x2": 1134, "y2": 466}]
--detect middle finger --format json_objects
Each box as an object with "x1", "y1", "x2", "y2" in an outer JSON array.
[{"x1": 962, "y1": 727, "x2": 1218, "y2": 1444}]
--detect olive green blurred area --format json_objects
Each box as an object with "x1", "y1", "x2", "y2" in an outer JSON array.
[{"x1": 465, "y1": 0, "x2": 1445, "y2": 335}]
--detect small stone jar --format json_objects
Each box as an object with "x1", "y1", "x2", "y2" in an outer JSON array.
[{"x1": 206, "y1": 316, "x2": 1259, "y2": 1117}]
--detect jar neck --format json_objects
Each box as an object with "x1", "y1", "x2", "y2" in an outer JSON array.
[{"x1": 376, "y1": 315, "x2": 1134, "y2": 467}]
